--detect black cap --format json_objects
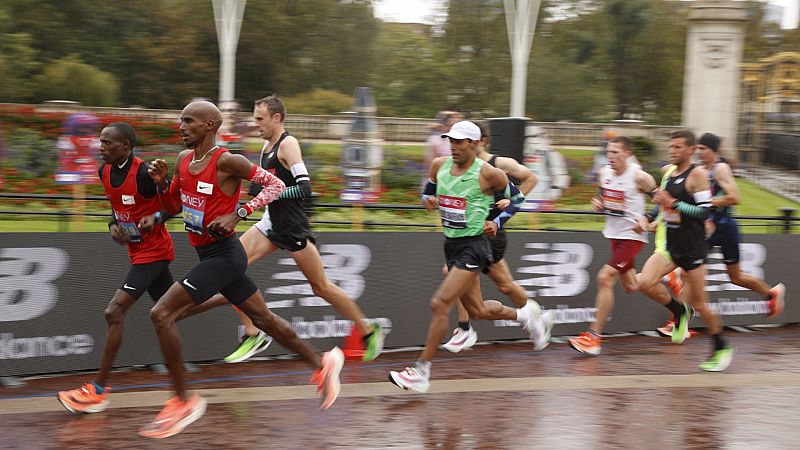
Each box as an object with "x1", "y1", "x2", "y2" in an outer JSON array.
[{"x1": 698, "y1": 133, "x2": 721, "y2": 152}]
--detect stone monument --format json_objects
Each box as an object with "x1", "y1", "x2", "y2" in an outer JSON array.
[{"x1": 682, "y1": 0, "x2": 748, "y2": 153}]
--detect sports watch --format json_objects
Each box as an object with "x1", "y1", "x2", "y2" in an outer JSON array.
[{"x1": 237, "y1": 207, "x2": 249, "y2": 220}]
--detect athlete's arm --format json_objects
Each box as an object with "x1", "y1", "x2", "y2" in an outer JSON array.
[
  {"x1": 98, "y1": 165, "x2": 128, "y2": 244},
  {"x1": 710, "y1": 163, "x2": 739, "y2": 207},
  {"x1": 635, "y1": 170, "x2": 658, "y2": 198},
  {"x1": 492, "y1": 182, "x2": 525, "y2": 229},
  {"x1": 591, "y1": 166, "x2": 605, "y2": 212},
  {"x1": 496, "y1": 156, "x2": 537, "y2": 196},
  {"x1": 136, "y1": 162, "x2": 159, "y2": 199},
  {"x1": 219, "y1": 153, "x2": 285, "y2": 217},
  {"x1": 148, "y1": 151, "x2": 188, "y2": 215},
  {"x1": 275, "y1": 136, "x2": 312, "y2": 200},
  {"x1": 422, "y1": 157, "x2": 447, "y2": 210}
]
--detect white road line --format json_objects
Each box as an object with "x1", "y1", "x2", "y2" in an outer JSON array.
[{"x1": 4, "y1": 372, "x2": 798, "y2": 415}]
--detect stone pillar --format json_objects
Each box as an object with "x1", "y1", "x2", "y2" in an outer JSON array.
[{"x1": 682, "y1": 1, "x2": 748, "y2": 153}]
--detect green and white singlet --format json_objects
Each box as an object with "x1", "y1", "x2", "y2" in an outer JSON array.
[
  {"x1": 654, "y1": 165, "x2": 676, "y2": 260},
  {"x1": 436, "y1": 157, "x2": 494, "y2": 239}
]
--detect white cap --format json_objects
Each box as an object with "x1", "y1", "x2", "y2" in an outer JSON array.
[{"x1": 441, "y1": 120, "x2": 480, "y2": 141}]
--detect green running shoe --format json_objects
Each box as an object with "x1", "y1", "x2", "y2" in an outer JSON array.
[
  {"x1": 672, "y1": 303, "x2": 693, "y2": 344},
  {"x1": 362, "y1": 323, "x2": 385, "y2": 362},
  {"x1": 224, "y1": 331, "x2": 272, "y2": 363},
  {"x1": 699, "y1": 346, "x2": 734, "y2": 372}
]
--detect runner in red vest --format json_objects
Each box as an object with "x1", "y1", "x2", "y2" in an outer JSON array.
[
  {"x1": 58, "y1": 122, "x2": 175, "y2": 414},
  {"x1": 140, "y1": 101, "x2": 343, "y2": 439}
]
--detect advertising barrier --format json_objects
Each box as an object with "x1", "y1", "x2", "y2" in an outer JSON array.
[{"x1": 1, "y1": 231, "x2": 795, "y2": 377}]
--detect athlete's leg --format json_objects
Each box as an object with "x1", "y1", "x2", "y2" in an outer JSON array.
[
  {"x1": 725, "y1": 263, "x2": 770, "y2": 297},
  {"x1": 95, "y1": 290, "x2": 137, "y2": 387},
  {"x1": 458, "y1": 277, "x2": 522, "y2": 322},
  {"x1": 485, "y1": 259, "x2": 528, "y2": 307},
  {"x1": 683, "y1": 264, "x2": 722, "y2": 334},
  {"x1": 178, "y1": 227, "x2": 278, "y2": 323},
  {"x1": 619, "y1": 268, "x2": 638, "y2": 294},
  {"x1": 235, "y1": 291, "x2": 322, "y2": 368},
  {"x1": 293, "y1": 241, "x2": 372, "y2": 336},
  {"x1": 149, "y1": 283, "x2": 198, "y2": 401},
  {"x1": 637, "y1": 253, "x2": 677, "y2": 305},
  {"x1": 590, "y1": 265, "x2": 621, "y2": 335},
  {"x1": 419, "y1": 268, "x2": 481, "y2": 361}
]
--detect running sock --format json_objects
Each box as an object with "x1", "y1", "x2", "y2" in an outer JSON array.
[
  {"x1": 458, "y1": 321, "x2": 471, "y2": 331},
  {"x1": 91, "y1": 381, "x2": 105, "y2": 394},
  {"x1": 665, "y1": 298, "x2": 685, "y2": 319},
  {"x1": 712, "y1": 333, "x2": 727, "y2": 351}
]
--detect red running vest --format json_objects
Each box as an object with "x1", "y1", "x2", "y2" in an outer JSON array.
[
  {"x1": 175, "y1": 147, "x2": 240, "y2": 247},
  {"x1": 101, "y1": 157, "x2": 175, "y2": 264}
]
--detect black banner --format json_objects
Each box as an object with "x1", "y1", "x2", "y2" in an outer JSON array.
[{"x1": 0, "y1": 231, "x2": 795, "y2": 376}]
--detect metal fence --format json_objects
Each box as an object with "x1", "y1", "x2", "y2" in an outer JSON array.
[{"x1": 1, "y1": 193, "x2": 797, "y2": 234}]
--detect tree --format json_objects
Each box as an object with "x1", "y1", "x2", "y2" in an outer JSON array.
[
  {"x1": 370, "y1": 23, "x2": 452, "y2": 117},
  {"x1": 0, "y1": 33, "x2": 40, "y2": 102},
  {"x1": 33, "y1": 55, "x2": 120, "y2": 106},
  {"x1": 441, "y1": 0, "x2": 511, "y2": 116}
]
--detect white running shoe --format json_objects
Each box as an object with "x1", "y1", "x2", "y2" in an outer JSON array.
[
  {"x1": 389, "y1": 363, "x2": 430, "y2": 393},
  {"x1": 520, "y1": 300, "x2": 546, "y2": 350},
  {"x1": 535, "y1": 310, "x2": 555, "y2": 351},
  {"x1": 442, "y1": 327, "x2": 478, "y2": 353}
]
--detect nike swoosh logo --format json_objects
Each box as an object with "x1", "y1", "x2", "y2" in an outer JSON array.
[
  {"x1": 182, "y1": 279, "x2": 198, "y2": 290},
  {"x1": 465, "y1": 263, "x2": 479, "y2": 269},
  {"x1": 123, "y1": 284, "x2": 136, "y2": 290},
  {"x1": 296, "y1": 241, "x2": 302, "y2": 246},
  {"x1": 675, "y1": 178, "x2": 684, "y2": 184}
]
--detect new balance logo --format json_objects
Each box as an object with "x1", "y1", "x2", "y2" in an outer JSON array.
[
  {"x1": 182, "y1": 279, "x2": 198, "y2": 291},
  {"x1": 265, "y1": 244, "x2": 370, "y2": 308},
  {"x1": 0, "y1": 248, "x2": 68, "y2": 322},
  {"x1": 516, "y1": 242, "x2": 593, "y2": 297}
]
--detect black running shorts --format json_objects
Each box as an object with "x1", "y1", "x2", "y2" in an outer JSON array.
[
  {"x1": 180, "y1": 236, "x2": 258, "y2": 306},
  {"x1": 487, "y1": 229, "x2": 508, "y2": 263},
  {"x1": 120, "y1": 260, "x2": 173, "y2": 302},
  {"x1": 444, "y1": 235, "x2": 493, "y2": 273},
  {"x1": 266, "y1": 229, "x2": 317, "y2": 253}
]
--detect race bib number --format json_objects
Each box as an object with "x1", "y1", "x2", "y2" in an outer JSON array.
[
  {"x1": 602, "y1": 188, "x2": 624, "y2": 216},
  {"x1": 117, "y1": 221, "x2": 143, "y2": 242},
  {"x1": 438, "y1": 195, "x2": 467, "y2": 229},
  {"x1": 114, "y1": 211, "x2": 142, "y2": 242},
  {"x1": 182, "y1": 207, "x2": 205, "y2": 234},
  {"x1": 181, "y1": 191, "x2": 206, "y2": 235}
]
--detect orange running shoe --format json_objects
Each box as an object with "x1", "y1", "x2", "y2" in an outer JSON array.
[
  {"x1": 665, "y1": 271, "x2": 684, "y2": 298},
  {"x1": 767, "y1": 283, "x2": 785, "y2": 318},
  {"x1": 568, "y1": 331, "x2": 602, "y2": 356},
  {"x1": 656, "y1": 320, "x2": 675, "y2": 337},
  {"x1": 139, "y1": 394, "x2": 207, "y2": 439},
  {"x1": 310, "y1": 347, "x2": 344, "y2": 411},
  {"x1": 58, "y1": 383, "x2": 110, "y2": 414}
]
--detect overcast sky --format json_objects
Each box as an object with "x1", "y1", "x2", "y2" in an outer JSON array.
[{"x1": 373, "y1": 0, "x2": 798, "y2": 29}]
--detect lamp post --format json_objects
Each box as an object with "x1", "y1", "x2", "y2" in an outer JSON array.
[{"x1": 213, "y1": 0, "x2": 246, "y2": 111}]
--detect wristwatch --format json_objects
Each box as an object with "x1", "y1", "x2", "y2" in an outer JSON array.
[{"x1": 236, "y1": 207, "x2": 249, "y2": 220}]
